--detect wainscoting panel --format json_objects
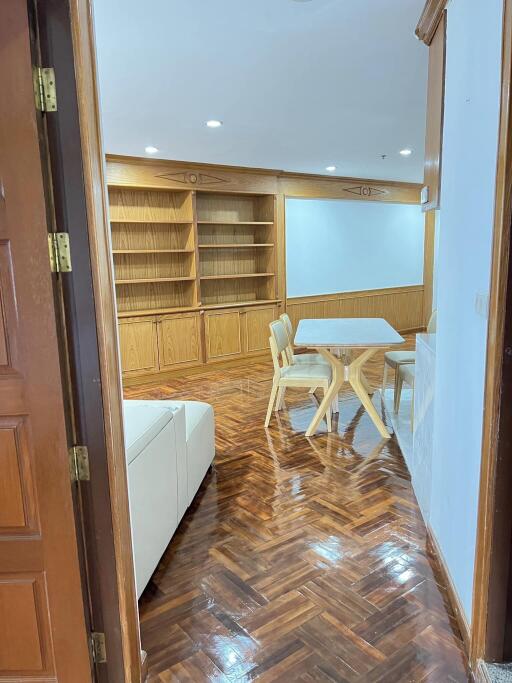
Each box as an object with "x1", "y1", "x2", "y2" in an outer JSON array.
[{"x1": 286, "y1": 285, "x2": 424, "y2": 335}]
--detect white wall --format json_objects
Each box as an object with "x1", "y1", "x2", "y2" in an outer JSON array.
[
  {"x1": 430, "y1": 0, "x2": 503, "y2": 622},
  {"x1": 285, "y1": 198, "x2": 424, "y2": 297}
]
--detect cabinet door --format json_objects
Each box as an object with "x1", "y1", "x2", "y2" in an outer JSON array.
[
  {"x1": 118, "y1": 317, "x2": 158, "y2": 374},
  {"x1": 205, "y1": 310, "x2": 242, "y2": 361},
  {"x1": 158, "y1": 313, "x2": 201, "y2": 369},
  {"x1": 244, "y1": 305, "x2": 278, "y2": 354}
]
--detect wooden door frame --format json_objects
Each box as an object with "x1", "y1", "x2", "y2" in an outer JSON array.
[
  {"x1": 67, "y1": 0, "x2": 143, "y2": 678},
  {"x1": 35, "y1": 0, "x2": 144, "y2": 679},
  {"x1": 471, "y1": 0, "x2": 512, "y2": 669}
]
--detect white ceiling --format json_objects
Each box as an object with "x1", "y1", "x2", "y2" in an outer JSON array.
[{"x1": 93, "y1": 0, "x2": 428, "y2": 182}]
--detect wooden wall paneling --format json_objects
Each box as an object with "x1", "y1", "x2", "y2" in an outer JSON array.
[
  {"x1": 422, "y1": 11, "x2": 446, "y2": 211},
  {"x1": 106, "y1": 156, "x2": 421, "y2": 204},
  {"x1": 106, "y1": 157, "x2": 279, "y2": 194},
  {"x1": 279, "y1": 176, "x2": 421, "y2": 204},
  {"x1": 205, "y1": 310, "x2": 243, "y2": 361},
  {"x1": 286, "y1": 286, "x2": 425, "y2": 335},
  {"x1": 158, "y1": 313, "x2": 201, "y2": 368},
  {"x1": 118, "y1": 317, "x2": 159, "y2": 374}
]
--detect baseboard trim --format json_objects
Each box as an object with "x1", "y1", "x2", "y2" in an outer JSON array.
[
  {"x1": 427, "y1": 524, "x2": 471, "y2": 651},
  {"x1": 474, "y1": 660, "x2": 492, "y2": 683}
]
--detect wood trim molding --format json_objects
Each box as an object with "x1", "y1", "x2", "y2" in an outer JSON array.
[
  {"x1": 70, "y1": 0, "x2": 142, "y2": 680},
  {"x1": 286, "y1": 284, "x2": 423, "y2": 305},
  {"x1": 106, "y1": 155, "x2": 422, "y2": 204},
  {"x1": 471, "y1": 0, "x2": 512, "y2": 668},
  {"x1": 427, "y1": 525, "x2": 471, "y2": 651},
  {"x1": 415, "y1": 0, "x2": 447, "y2": 45}
]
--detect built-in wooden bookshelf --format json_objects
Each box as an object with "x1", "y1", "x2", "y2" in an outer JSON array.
[
  {"x1": 109, "y1": 188, "x2": 277, "y2": 315},
  {"x1": 196, "y1": 192, "x2": 277, "y2": 307},
  {"x1": 109, "y1": 187, "x2": 199, "y2": 315}
]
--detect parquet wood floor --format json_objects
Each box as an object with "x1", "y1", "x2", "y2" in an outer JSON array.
[{"x1": 125, "y1": 337, "x2": 471, "y2": 682}]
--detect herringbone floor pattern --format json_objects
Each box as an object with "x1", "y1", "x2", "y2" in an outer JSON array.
[{"x1": 126, "y1": 339, "x2": 470, "y2": 682}]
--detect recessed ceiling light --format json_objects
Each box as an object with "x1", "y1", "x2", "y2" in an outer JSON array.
[
  {"x1": 325, "y1": 165, "x2": 337, "y2": 172},
  {"x1": 206, "y1": 120, "x2": 223, "y2": 128},
  {"x1": 399, "y1": 148, "x2": 412, "y2": 156},
  {"x1": 145, "y1": 146, "x2": 158, "y2": 154}
]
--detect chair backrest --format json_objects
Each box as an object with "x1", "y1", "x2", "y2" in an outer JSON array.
[
  {"x1": 279, "y1": 313, "x2": 294, "y2": 364},
  {"x1": 427, "y1": 308, "x2": 437, "y2": 333},
  {"x1": 269, "y1": 320, "x2": 289, "y2": 373}
]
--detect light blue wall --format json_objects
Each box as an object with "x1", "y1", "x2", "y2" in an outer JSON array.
[
  {"x1": 429, "y1": 0, "x2": 503, "y2": 622},
  {"x1": 285, "y1": 198, "x2": 424, "y2": 298}
]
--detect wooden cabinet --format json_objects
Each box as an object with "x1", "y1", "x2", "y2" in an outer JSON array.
[
  {"x1": 244, "y1": 305, "x2": 278, "y2": 353},
  {"x1": 158, "y1": 313, "x2": 201, "y2": 369},
  {"x1": 118, "y1": 317, "x2": 158, "y2": 374},
  {"x1": 118, "y1": 304, "x2": 279, "y2": 379},
  {"x1": 204, "y1": 310, "x2": 243, "y2": 361}
]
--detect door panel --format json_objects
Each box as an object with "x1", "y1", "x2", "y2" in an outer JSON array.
[
  {"x1": 119, "y1": 317, "x2": 159, "y2": 373},
  {"x1": 158, "y1": 313, "x2": 201, "y2": 368},
  {"x1": 205, "y1": 310, "x2": 242, "y2": 360},
  {"x1": 0, "y1": 2, "x2": 92, "y2": 680},
  {"x1": 245, "y1": 305, "x2": 278, "y2": 353}
]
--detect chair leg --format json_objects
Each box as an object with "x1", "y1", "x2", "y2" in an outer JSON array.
[
  {"x1": 323, "y1": 387, "x2": 332, "y2": 432},
  {"x1": 332, "y1": 393, "x2": 339, "y2": 414},
  {"x1": 276, "y1": 386, "x2": 286, "y2": 411},
  {"x1": 265, "y1": 382, "x2": 279, "y2": 427},
  {"x1": 382, "y1": 362, "x2": 388, "y2": 392},
  {"x1": 394, "y1": 375, "x2": 403, "y2": 414}
]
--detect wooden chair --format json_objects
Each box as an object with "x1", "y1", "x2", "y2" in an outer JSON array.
[
  {"x1": 382, "y1": 309, "x2": 437, "y2": 392},
  {"x1": 279, "y1": 313, "x2": 328, "y2": 366},
  {"x1": 394, "y1": 364, "x2": 415, "y2": 430},
  {"x1": 265, "y1": 320, "x2": 333, "y2": 430}
]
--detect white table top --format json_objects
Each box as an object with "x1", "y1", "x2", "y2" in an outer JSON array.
[{"x1": 295, "y1": 318, "x2": 404, "y2": 348}]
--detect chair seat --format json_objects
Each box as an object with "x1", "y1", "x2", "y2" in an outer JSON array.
[
  {"x1": 292, "y1": 352, "x2": 329, "y2": 365},
  {"x1": 399, "y1": 364, "x2": 415, "y2": 385},
  {"x1": 281, "y1": 363, "x2": 331, "y2": 382},
  {"x1": 384, "y1": 350, "x2": 416, "y2": 368}
]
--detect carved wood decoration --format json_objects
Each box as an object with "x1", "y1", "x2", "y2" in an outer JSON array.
[
  {"x1": 155, "y1": 170, "x2": 230, "y2": 187},
  {"x1": 343, "y1": 185, "x2": 388, "y2": 198}
]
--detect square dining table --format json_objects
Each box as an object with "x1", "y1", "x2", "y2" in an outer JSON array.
[{"x1": 294, "y1": 318, "x2": 404, "y2": 438}]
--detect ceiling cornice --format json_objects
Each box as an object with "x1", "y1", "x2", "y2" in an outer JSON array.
[{"x1": 415, "y1": 0, "x2": 447, "y2": 45}]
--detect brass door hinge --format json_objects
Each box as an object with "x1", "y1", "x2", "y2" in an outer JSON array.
[
  {"x1": 48, "y1": 232, "x2": 72, "y2": 273},
  {"x1": 69, "y1": 445, "x2": 90, "y2": 482},
  {"x1": 33, "y1": 66, "x2": 57, "y2": 112},
  {"x1": 90, "y1": 632, "x2": 107, "y2": 664}
]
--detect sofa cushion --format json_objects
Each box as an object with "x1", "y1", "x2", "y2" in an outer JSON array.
[
  {"x1": 123, "y1": 403, "x2": 173, "y2": 465},
  {"x1": 181, "y1": 401, "x2": 215, "y2": 505}
]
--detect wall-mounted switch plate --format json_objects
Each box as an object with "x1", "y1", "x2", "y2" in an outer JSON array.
[{"x1": 475, "y1": 293, "x2": 489, "y2": 319}]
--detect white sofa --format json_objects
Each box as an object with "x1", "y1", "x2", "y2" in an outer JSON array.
[{"x1": 123, "y1": 400, "x2": 215, "y2": 597}]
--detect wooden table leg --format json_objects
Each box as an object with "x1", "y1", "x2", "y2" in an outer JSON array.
[
  {"x1": 305, "y1": 349, "x2": 343, "y2": 437},
  {"x1": 349, "y1": 348, "x2": 391, "y2": 439}
]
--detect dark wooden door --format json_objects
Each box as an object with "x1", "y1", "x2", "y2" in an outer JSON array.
[{"x1": 0, "y1": 2, "x2": 92, "y2": 680}]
